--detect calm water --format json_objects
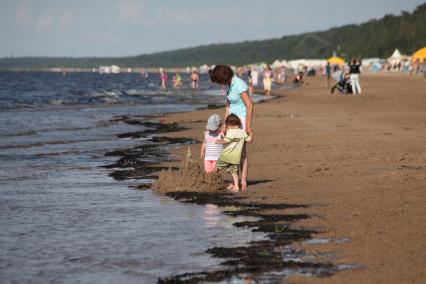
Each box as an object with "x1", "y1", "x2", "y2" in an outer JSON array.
[{"x1": 0, "y1": 72, "x2": 266, "y2": 283}]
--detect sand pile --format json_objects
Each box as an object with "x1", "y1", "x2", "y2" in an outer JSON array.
[{"x1": 153, "y1": 148, "x2": 225, "y2": 193}]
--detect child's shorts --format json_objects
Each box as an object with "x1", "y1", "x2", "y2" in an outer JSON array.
[
  {"x1": 204, "y1": 160, "x2": 217, "y2": 173},
  {"x1": 216, "y1": 159, "x2": 239, "y2": 174}
]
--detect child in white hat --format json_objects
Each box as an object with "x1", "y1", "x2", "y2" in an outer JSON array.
[{"x1": 200, "y1": 114, "x2": 224, "y2": 173}]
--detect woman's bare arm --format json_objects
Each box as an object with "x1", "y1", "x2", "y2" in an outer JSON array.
[{"x1": 240, "y1": 91, "x2": 253, "y2": 135}]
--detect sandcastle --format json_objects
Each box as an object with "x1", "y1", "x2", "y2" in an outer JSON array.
[{"x1": 153, "y1": 148, "x2": 226, "y2": 193}]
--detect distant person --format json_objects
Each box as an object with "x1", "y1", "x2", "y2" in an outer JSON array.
[
  {"x1": 251, "y1": 68, "x2": 259, "y2": 89},
  {"x1": 423, "y1": 59, "x2": 426, "y2": 81},
  {"x1": 297, "y1": 64, "x2": 305, "y2": 84},
  {"x1": 140, "y1": 68, "x2": 148, "y2": 78},
  {"x1": 247, "y1": 69, "x2": 254, "y2": 95},
  {"x1": 191, "y1": 70, "x2": 199, "y2": 89},
  {"x1": 172, "y1": 73, "x2": 182, "y2": 89},
  {"x1": 349, "y1": 59, "x2": 362, "y2": 95},
  {"x1": 293, "y1": 73, "x2": 303, "y2": 85},
  {"x1": 415, "y1": 59, "x2": 421, "y2": 74},
  {"x1": 209, "y1": 65, "x2": 254, "y2": 191},
  {"x1": 200, "y1": 114, "x2": 223, "y2": 173},
  {"x1": 325, "y1": 62, "x2": 331, "y2": 87},
  {"x1": 280, "y1": 66, "x2": 287, "y2": 83},
  {"x1": 215, "y1": 114, "x2": 253, "y2": 192},
  {"x1": 263, "y1": 66, "x2": 272, "y2": 96},
  {"x1": 331, "y1": 73, "x2": 352, "y2": 94},
  {"x1": 160, "y1": 69, "x2": 167, "y2": 89}
]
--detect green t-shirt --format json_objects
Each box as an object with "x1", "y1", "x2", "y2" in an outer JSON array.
[{"x1": 219, "y1": 128, "x2": 251, "y2": 165}]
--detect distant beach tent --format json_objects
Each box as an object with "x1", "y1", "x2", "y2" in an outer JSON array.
[
  {"x1": 327, "y1": 57, "x2": 345, "y2": 65},
  {"x1": 271, "y1": 59, "x2": 289, "y2": 68},
  {"x1": 411, "y1": 47, "x2": 426, "y2": 63},
  {"x1": 387, "y1": 49, "x2": 402, "y2": 64},
  {"x1": 288, "y1": 59, "x2": 307, "y2": 70}
]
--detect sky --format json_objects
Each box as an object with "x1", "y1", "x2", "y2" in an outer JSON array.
[{"x1": 1, "y1": 0, "x2": 424, "y2": 57}]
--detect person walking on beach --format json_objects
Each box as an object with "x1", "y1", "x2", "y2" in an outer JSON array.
[
  {"x1": 209, "y1": 65, "x2": 254, "y2": 191},
  {"x1": 160, "y1": 69, "x2": 167, "y2": 89},
  {"x1": 263, "y1": 66, "x2": 272, "y2": 96},
  {"x1": 200, "y1": 114, "x2": 224, "y2": 173},
  {"x1": 325, "y1": 62, "x2": 331, "y2": 87},
  {"x1": 349, "y1": 59, "x2": 362, "y2": 95},
  {"x1": 215, "y1": 114, "x2": 252, "y2": 192},
  {"x1": 191, "y1": 70, "x2": 199, "y2": 89},
  {"x1": 251, "y1": 68, "x2": 259, "y2": 90},
  {"x1": 247, "y1": 69, "x2": 253, "y2": 95}
]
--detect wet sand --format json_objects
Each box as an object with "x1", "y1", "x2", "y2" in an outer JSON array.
[{"x1": 154, "y1": 74, "x2": 426, "y2": 283}]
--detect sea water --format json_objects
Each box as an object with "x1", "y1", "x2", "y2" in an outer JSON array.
[{"x1": 0, "y1": 72, "x2": 267, "y2": 283}]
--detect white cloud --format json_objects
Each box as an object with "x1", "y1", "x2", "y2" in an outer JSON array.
[
  {"x1": 16, "y1": 0, "x2": 32, "y2": 24},
  {"x1": 116, "y1": 0, "x2": 146, "y2": 25},
  {"x1": 15, "y1": 0, "x2": 75, "y2": 33},
  {"x1": 35, "y1": 9, "x2": 75, "y2": 32}
]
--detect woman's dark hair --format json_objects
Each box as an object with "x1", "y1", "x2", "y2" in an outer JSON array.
[
  {"x1": 209, "y1": 65, "x2": 234, "y2": 84},
  {"x1": 225, "y1": 113, "x2": 242, "y2": 128}
]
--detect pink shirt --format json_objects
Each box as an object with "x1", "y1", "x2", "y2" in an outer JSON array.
[{"x1": 204, "y1": 131, "x2": 223, "y2": 161}]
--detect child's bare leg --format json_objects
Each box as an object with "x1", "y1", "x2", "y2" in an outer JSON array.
[
  {"x1": 231, "y1": 173, "x2": 240, "y2": 192},
  {"x1": 240, "y1": 146, "x2": 248, "y2": 191}
]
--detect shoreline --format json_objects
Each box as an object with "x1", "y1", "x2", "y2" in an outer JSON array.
[
  {"x1": 104, "y1": 87, "x2": 339, "y2": 282},
  {"x1": 134, "y1": 74, "x2": 425, "y2": 283}
]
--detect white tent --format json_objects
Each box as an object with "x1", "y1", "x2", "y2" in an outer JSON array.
[
  {"x1": 271, "y1": 60, "x2": 281, "y2": 69},
  {"x1": 288, "y1": 59, "x2": 326, "y2": 70},
  {"x1": 362, "y1": 58, "x2": 381, "y2": 67},
  {"x1": 288, "y1": 59, "x2": 307, "y2": 70},
  {"x1": 198, "y1": 64, "x2": 210, "y2": 73},
  {"x1": 304, "y1": 59, "x2": 327, "y2": 68},
  {"x1": 271, "y1": 59, "x2": 289, "y2": 68},
  {"x1": 387, "y1": 49, "x2": 402, "y2": 65}
]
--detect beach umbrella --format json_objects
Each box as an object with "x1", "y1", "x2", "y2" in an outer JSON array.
[
  {"x1": 411, "y1": 47, "x2": 426, "y2": 64},
  {"x1": 327, "y1": 57, "x2": 345, "y2": 65}
]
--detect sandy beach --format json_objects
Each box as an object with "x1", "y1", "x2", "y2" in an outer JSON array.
[{"x1": 155, "y1": 74, "x2": 426, "y2": 283}]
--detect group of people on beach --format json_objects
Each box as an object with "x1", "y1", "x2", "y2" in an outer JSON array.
[
  {"x1": 200, "y1": 65, "x2": 254, "y2": 192},
  {"x1": 245, "y1": 66, "x2": 274, "y2": 96},
  {"x1": 328, "y1": 59, "x2": 362, "y2": 95},
  {"x1": 159, "y1": 69, "x2": 199, "y2": 90}
]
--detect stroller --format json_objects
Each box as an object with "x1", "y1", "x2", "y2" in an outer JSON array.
[{"x1": 330, "y1": 71, "x2": 353, "y2": 94}]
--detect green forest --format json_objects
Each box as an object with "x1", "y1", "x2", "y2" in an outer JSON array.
[{"x1": 1, "y1": 3, "x2": 425, "y2": 69}]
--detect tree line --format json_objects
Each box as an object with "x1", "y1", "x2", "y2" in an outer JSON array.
[{"x1": 1, "y1": 3, "x2": 425, "y2": 69}]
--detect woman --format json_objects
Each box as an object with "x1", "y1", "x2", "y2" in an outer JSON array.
[
  {"x1": 349, "y1": 59, "x2": 362, "y2": 95},
  {"x1": 209, "y1": 65, "x2": 254, "y2": 191},
  {"x1": 159, "y1": 69, "x2": 167, "y2": 89},
  {"x1": 263, "y1": 66, "x2": 272, "y2": 96}
]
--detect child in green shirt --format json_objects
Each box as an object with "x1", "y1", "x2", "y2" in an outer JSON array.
[{"x1": 215, "y1": 114, "x2": 253, "y2": 192}]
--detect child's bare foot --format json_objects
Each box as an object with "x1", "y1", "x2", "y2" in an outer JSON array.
[
  {"x1": 230, "y1": 186, "x2": 239, "y2": 192},
  {"x1": 226, "y1": 184, "x2": 234, "y2": 190}
]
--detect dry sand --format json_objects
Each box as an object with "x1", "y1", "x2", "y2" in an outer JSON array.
[{"x1": 156, "y1": 74, "x2": 426, "y2": 283}]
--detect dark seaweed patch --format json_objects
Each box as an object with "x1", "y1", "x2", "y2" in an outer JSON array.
[
  {"x1": 108, "y1": 166, "x2": 179, "y2": 180},
  {"x1": 159, "y1": 191, "x2": 337, "y2": 283},
  {"x1": 105, "y1": 144, "x2": 162, "y2": 158},
  {"x1": 150, "y1": 136, "x2": 197, "y2": 144},
  {"x1": 104, "y1": 120, "x2": 193, "y2": 180},
  {"x1": 118, "y1": 122, "x2": 188, "y2": 139}
]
